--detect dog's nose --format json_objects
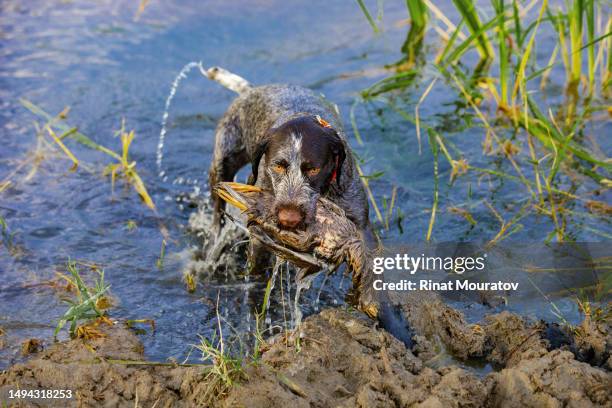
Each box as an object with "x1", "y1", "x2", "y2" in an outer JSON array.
[{"x1": 277, "y1": 207, "x2": 303, "y2": 228}]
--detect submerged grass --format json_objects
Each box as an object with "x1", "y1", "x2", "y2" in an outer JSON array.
[
  {"x1": 19, "y1": 99, "x2": 156, "y2": 211},
  {"x1": 0, "y1": 216, "x2": 17, "y2": 255}
]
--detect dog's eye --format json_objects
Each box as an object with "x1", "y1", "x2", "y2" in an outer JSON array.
[
  {"x1": 273, "y1": 163, "x2": 287, "y2": 174},
  {"x1": 306, "y1": 167, "x2": 320, "y2": 177}
]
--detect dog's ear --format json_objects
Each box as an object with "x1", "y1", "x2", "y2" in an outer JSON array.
[
  {"x1": 329, "y1": 132, "x2": 346, "y2": 186},
  {"x1": 249, "y1": 139, "x2": 269, "y2": 185}
]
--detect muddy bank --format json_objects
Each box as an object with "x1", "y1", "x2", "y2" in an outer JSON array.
[
  {"x1": 0, "y1": 321, "x2": 212, "y2": 407},
  {"x1": 2, "y1": 306, "x2": 610, "y2": 407},
  {"x1": 227, "y1": 308, "x2": 610, "y2": 407},
  {"x1": 225, "y1": 308, "x2": 489, "y2": 407},
  {"x1": 386, "y1": 287, "x2": 611, "y2": 369}
]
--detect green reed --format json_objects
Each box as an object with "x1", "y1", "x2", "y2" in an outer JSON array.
[
  {"x1": 403, "y1": 0, "x2": 429, "y2": 66},
  {"x1": 451, "y1": 0, "x2": 494, "y2": 60},
  {"x1": 493, "y1": 0, "x2": 509, "y2": 106},
  {"x1": 356, "y1": 0, "x2": 611, "y2": 241}
]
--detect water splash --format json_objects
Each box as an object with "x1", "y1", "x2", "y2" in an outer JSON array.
[
  {"x1": 243, "y1": 274, "x2": 252, "y2": 332},
  {"x1": 264, "y1": 258, "x2": 283, "y2": 327},
  {"x1": 157, "y1": 61, "x2": 208, "y2": 187},
  {"x1": 286, "y1": 263, "x2": 293, "y2": 324},
  {"x1": 293, "y1": 273, "x2": 317, "y2": 331},
  {"x1": 314, "y1": 271, "x2": 329, "y2": 312}
]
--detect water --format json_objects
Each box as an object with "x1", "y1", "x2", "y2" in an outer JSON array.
[
  {"x1": 0, "y1": 0, "x2": 609, "y2": 368},
  {"x1": 157, "y1": 60, "x2": 206, "y2": 185}
]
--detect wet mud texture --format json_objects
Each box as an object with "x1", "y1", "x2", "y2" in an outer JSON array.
[
  {"x1": 0, "y1": 322, "x2": 211, "y2": 407},
  {"x1": 2, "y1": 307, "x2": 610, "y2": 407},
  {"x1": 571, "y1": 313, "x2": 611, "y2": 369},
  {"x1": 390, "y1": 291, "x2": 611, "y2": 371},
  {"x1": 389, "y1": 291, "x2": 488, "y2": 361}
]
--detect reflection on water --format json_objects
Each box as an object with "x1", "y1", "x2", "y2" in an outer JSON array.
[{"x1": 0, "y1": 0, "x2": 609, "y2": 368}]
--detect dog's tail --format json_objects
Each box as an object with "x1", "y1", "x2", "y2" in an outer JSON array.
[
  {"x1": 200, "y1": 66, "x2": 252, "y2": 94},
  {"x1": 157, "y1": 62, "x2": 252, "y2": 183}
]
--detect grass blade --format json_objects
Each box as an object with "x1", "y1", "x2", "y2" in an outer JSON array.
[
  {"x1": 361, "y1": 70, "x2": 418, "y2": 98},
  {"x1": 436, "y1": 19, "x2": 465, "y2": 63},
  {"x1": 585, "y1": 0, "x2": 595, "y2": 94},
  {"x1": 511, "y1": 0, "x2": 548, "y2": 114},
  {"x1": 451, "y1": 0, "x2": 494, "y2": 60},
  {"x1": 46, "y1": 126, "x2": 79, "y2": 171},
  {"x1": 512, "y1": 0, "x2": 523, "y2": 47},
  {"x1": 493, "y1": 0, "x2": 509, "y2": 106},
  {"x1": 415, "y1": 78, "x2": 438, "y2": 155},
  {"x1": 356, "y1": 0, "x2": 379, "y2": 33},
  {"x1": 443, "y1": 13, "x2": 502, "y2": 66},
  {"x1": 20, "y1": 99, "x2": 121, "y2": 161},
  {"x1": 426, "y1": 129, "x2": 439, "y2": 241},
  {"x1": 569, "y1": 0, "x2": 585, "y2": 90}
]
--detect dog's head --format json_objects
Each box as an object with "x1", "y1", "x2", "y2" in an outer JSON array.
[{"x1": 250, "y1": 115, "x2": 345, "y2": 230}]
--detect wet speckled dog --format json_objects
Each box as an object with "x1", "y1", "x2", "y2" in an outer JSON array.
[{"x1": 206, "y1": 68, "x2": 370, "y2": 273}]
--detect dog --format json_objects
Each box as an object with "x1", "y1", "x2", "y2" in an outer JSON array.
[
  {"x1": 205, "y1": 68, "x2": 371, "y2": 276},
  {"x1": 202, "y1": 68, "x2": 420, "y2": 333}
]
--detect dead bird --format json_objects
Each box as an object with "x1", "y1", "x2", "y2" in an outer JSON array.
[{"x1": 214, "y1": 182, "x2": 380, "y2": 318}]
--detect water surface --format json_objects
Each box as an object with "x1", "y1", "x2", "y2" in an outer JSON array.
[{"x1": 1, "y1": 0, "x2": 609, "y2": 368}]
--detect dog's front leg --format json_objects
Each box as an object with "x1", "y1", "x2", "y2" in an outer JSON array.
[{"x1": 208, "y1": 114, "x2": 248, "y2": 235}]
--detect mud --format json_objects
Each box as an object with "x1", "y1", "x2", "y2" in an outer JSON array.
[
  {"x1": 224, "y1": 308, "x2": 490, "y2": 408},
  {"x1": 0, "y1": 321, "x2": 214, "y2": 407},
  {"x1": 2, "y1": 307, "x2": 609, "y2": 407},
  {"x1": 570, "y1": 312, "x2": 611, "y2": 369},
  {"x1": 486, "y1": 349, "x2": 610, "y2": 407},
  {"x1": 388, "y1": 291, "x2": 488, "y2": 360},
  {"x1": 481, "y1": 311, "x2": 549, "y2": 367}
]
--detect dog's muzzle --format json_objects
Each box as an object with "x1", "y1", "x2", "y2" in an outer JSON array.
[{"x1": 276, "y1": 206, "x2": 304, "y2": 229}]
